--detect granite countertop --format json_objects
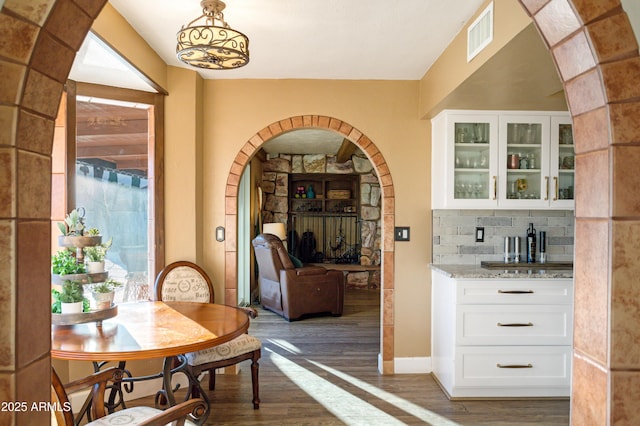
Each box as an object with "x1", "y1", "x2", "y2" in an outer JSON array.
[{"x1": 430, "y1": 263, "x2": 574, "y2": 279}]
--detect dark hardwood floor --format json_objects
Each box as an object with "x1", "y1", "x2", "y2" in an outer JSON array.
[{"x1": 130, "y1": 288, "x2": 570, "y2": 425}]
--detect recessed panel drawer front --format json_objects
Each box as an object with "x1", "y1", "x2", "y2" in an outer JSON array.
[
  {"x1": 455, "y1": 346, "x2": 572, "y2": 389},
  {"x1": 457, "y1": 279, "x2": 573, "y2": 305},
  {"x1": 457, "y1": 304, "x2": 572, "y2": 345}
]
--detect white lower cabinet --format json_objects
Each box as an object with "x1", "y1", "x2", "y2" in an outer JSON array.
[{"x1": 431, "y1": 272, "x2": 573, "y2": 398}]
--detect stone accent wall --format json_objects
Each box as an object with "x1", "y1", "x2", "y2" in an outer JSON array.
[
  {"x1": 261, "y1": 151, "x2": 381, "y2": 267},
  {"x1": 432, "y1": 209, "x2": 574, "y2": 264}
]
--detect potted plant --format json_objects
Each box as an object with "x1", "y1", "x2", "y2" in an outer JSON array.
[
  {"x1": 84, "y1": 237, "x2": 113, "y2": 273},
  {"x1": 52, "y1": 280, "x2": 87, "y2": 314},
  {"x1": 52, "y1": 249, "x2": 86, "y2": 277},
  {"x1": 91, "y1": 279, "x2": 122, "y2": 310},
  {"x1": 57, "y1": 208, "x2": 101, "y2": 248},
  {"x1": 57, "y1": 207, "x2": 86, "y2": 236}
]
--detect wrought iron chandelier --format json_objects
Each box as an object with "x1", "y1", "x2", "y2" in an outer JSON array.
[{"x1": 177, "y1": 0, "x2": 249, "y2": 70}]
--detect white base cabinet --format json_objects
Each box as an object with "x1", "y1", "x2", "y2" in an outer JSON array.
[{"x1": 431, "y1": 272, "x2": 573, "y2": 398}]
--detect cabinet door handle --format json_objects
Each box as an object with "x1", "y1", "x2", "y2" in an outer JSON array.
[
  {"x1": 544, "y1": 176, "x2": 549, "y2": 200},
  {"x1": 498, "y1": 290, "x2": 534, "y2": 294},
  {"x1": 553, "y1": 176, "x2": 558, "y2": 201},
  {"x1": 492, "y1": 176, "x2": 497, "y2": 200},
  {"x1": 497, "y1": 322, "x2": 533, "y2": 327},
  {"x1": 497, "y1": 363, "x2": 533, "y2": 369}
]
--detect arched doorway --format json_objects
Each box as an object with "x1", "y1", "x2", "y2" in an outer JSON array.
[
  {"x1": 223, "y1": 116, "x2": 396, "y2": 373},
  {"x1": 1, "y1": 1, "x2": 638, "y2": 423}
]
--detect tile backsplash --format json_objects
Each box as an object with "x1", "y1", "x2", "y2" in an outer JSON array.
[{"x1": 432, "y1": 210, "x2": 574, "y2": 264}]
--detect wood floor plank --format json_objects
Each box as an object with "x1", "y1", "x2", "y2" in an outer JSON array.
[{"x1": 127, "y1": 289, "x2": 570, "y2": 425}]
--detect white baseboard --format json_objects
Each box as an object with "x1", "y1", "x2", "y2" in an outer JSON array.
[
  {"x1": 378, "y1": 354, "x2": 432, "y2": 374},
  {"x1": 394, "y1": 357, "x2": 432, "y2": 374}
]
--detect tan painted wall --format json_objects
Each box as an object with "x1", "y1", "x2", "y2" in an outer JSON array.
[
  {"x1": 165, "y1": 66, "x2": 205, "y2": 263},
  {"x1": 92, "y1": 3, "x2": 167, "y2": 92},
  {"x1": 419, "y1": 0, "x2": 531, "y2": 118},
  {"x1": 201, "y1": 79, "x2": 431, "y2": 357},
  {"x1": 87, "y1": 0, "x2": 540, "y2": 364}
]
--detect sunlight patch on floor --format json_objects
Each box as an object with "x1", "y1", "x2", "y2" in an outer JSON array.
[
  {"x1": 269, "y1": 349, "x2": 406, "y2": 425},
  {"x1": 309, "y1": 360, "x2": 461, "y2": 426},
  {"x1": 266, "y1": 338, "x2": 302, "y2": 354}
]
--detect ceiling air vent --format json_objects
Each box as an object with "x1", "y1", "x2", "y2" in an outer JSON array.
[{"x1": 467, "y1": 2, "x2": 493, "y2": 62}]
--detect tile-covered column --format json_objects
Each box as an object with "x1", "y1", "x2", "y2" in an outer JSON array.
[
  {"x1": 0, "y1": 1, "x2": 108, "y2": 424},
  {"x1": 521, "y1": 0, "x2": 640, "y2": 423}
]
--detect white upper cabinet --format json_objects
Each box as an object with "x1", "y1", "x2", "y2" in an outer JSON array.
[
  {"x1": 498, "y1": 113, "x2": 550, "y2": 208},
  {"x1": 550, "y1": 115, "x2": 575, "y2": 209},
  {"x1": 432, "y1": 111, "x2": 499, "y2": 209},
  {"x1": 432, "y1": 110, "x2": 574, "y2": 210}
]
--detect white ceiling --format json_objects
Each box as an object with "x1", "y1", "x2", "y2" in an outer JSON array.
[
  {"x1": 70, "y1": 0, "x2": 486, "y2": 154},
  {"x1": 107, "y1": 0, "x2": 486, "y2": 80},
  {"x1": 261, "y1": 129, "x2": 344, "y2": 155}
]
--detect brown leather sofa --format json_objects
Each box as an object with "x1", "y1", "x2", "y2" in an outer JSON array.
[{"x1": 252, "y1": 233, "x2": 344, "y2": 321}]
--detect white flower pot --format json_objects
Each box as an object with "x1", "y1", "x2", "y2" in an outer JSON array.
[
  {"x1": 93, "y1": 291, "x2": 114, "y2": 310},
  {"x1": 61, "y1": 301, "x2": 83, "y2": 314},
  {"x1": 86, "y1": 261, "x2": 105, "y2": 274}
]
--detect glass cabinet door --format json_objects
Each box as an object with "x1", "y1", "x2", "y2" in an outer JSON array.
[
  {"x1": 499, "y1": 115, "x2": 550, "y2": 208},
  {"x1": 550, "y1": 116, "x2": 575, "y2": 208},
  {"x1": 446, "y1": 114, "x2": 498, "y2": 208}
]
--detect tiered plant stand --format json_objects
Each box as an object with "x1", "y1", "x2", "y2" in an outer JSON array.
[{"x1": 52, "y1": 235, "x2": 117, "y2": 326}]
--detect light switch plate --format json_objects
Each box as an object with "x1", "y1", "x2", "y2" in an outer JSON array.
[
  {"x1": 475, "y1": 226, "x2": 484, "y2": 242},
  {"x1": 395, "y1": 227, "x2": 410, "y2": 241}
]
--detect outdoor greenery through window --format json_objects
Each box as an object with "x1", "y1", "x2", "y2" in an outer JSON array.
[{"x1": 75, "y1": 96, "x2": 153, "y2": 303}]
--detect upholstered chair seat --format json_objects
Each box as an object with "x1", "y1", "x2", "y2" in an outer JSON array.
[
  {"x1": 185, "y1": 334, "x2": 262, "y2": 365},
  {"x1": 154, "y1": 261, "x2": 261, "y2": 409},
  {"x1": 51, "y1": 367, "x2": 206, "y2": 426},
  {"x1": 86, "y1": 406, "x2": 198, "y2": 425}
]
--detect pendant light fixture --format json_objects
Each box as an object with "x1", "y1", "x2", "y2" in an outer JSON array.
[{"x1": 177, "y1": 0, "x2": 249, "y2": 70}]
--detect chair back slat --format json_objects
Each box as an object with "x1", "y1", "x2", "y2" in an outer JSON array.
[
  {"x1": 51, "y1": 368, "x2": 74, "y2": 426},
  {"x1": 154, "y1": 261, "x2": 215, "y2": 303}
]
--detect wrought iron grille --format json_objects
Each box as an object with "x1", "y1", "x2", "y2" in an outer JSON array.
[{"x1": 288, "y1": 213, "x2": 361, "y2": 264}]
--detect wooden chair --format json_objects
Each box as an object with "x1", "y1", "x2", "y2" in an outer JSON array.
[
  {"x1": 51, "y1": 366, "x2": 206, "y2": 426},
  {"x1": 154, "y1": 261, "x2": 261, "y2": 409}
]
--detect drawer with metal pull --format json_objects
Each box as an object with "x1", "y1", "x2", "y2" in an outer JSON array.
[
  {"x1": 456, "y1": 279, "x2": 573, "y2": 305},
  {"x1": 454, "y1": 346, "x2": 572, "y2": 392},
  {"x1": 456, "y1": 304, "x2": 572, "y2": 345}
]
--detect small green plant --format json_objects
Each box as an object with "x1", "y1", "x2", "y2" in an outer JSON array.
[
  {"x1": 57, "y1": 208, "x2": 86, "y2": 236},
  {"x1": 84, "y1": 238, "x2": 112, "y2": 262},
  {"x1": 86, "y1": 227, "x2": 100, "y2": 236},
  {"x1": 59, "y1": 280, "x2": 84, "y2": 302},
  {"x1": 92, "y1": 278, "x2": 122, "y2": 294},
  {"x1": 51, "y1": 281, "x2": 89, "y2": 313},
  {"x1": 52, "y1": 249, "x2": 86, "y2": 275}
]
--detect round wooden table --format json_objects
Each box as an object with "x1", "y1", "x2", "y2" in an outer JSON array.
[{"x1": 51, "y1": 301, "x2": 250, "y2": 422}]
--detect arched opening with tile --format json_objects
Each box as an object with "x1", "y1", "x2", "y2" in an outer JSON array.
[
  {"x1": 0, "y1": 1, "x2": 637, "y2": 423},
  {"x1": 222, "y1": 116, "x2": 396, "y2": 372}
]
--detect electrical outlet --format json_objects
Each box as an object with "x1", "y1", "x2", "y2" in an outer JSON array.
[{"x1": 475, "y1": 227, "x2": 485, "y2": 242}]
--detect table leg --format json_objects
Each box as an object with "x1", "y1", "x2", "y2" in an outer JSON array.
[
  {"x1": 156, "y1": 355, "x2": 211, "y2": 424},
  {"x1": 161, "y1": 356, "x2": 177, "y2": 407}
]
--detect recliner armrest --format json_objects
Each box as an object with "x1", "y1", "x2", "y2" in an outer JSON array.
[{"x1": 295, "y1": 266, "x2": 329, "y2": 276}]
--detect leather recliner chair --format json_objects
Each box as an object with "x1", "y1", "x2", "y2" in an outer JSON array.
[{"x1": 252, "y1": 233, "x2": 344, "y2": 321}]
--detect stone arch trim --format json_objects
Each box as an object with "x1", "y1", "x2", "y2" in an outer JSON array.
[
  {"x1": 223, "y1": 115, "x2": 396, "y2": 373},
  {"x1": 519, "y1": 0, "x2": 640, "y2": 424},
  {"x1": 0, "y1": 0, "x2": 111, "y2": 421}
]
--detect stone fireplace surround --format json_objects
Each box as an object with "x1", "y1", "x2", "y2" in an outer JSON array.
[
  {"x1": 260, "y1": 151, "x2": 382, "y2": 289},
  {"x1": 1, "y1": 1, "x2": 639, "y2": 424}
]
